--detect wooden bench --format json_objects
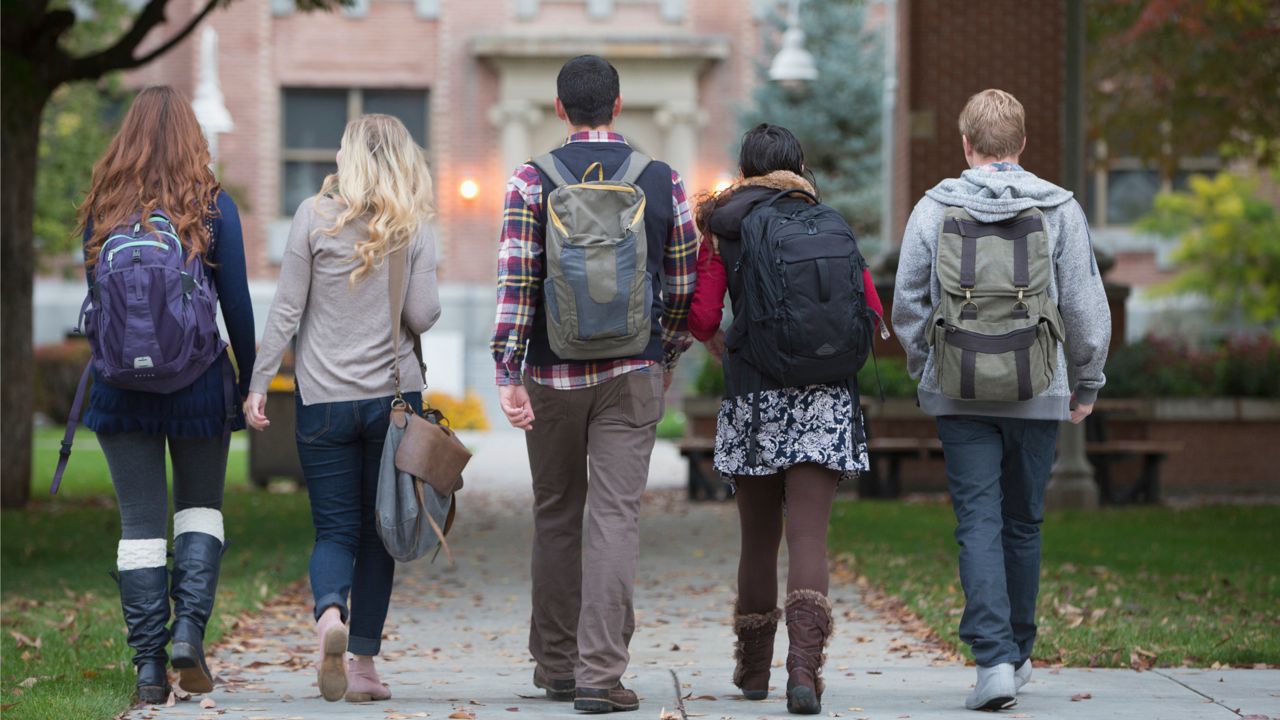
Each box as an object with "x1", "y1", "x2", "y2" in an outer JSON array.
[
  {"x1": 678, "y1": 437, "x2": 729, "y2": 501},
  {"x1": 1086, "y1": 439, "x2": 1184, "y2": 504},
  {"x1": 680, "y1": 431, "x2": 1181, "y2": 505},
  {"x1": 861, "y1": 437, "x2": 944, "y2": 498}
]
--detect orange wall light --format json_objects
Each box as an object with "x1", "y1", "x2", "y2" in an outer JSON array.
[{"x1": 459, "y1": 179, "x2": 479, "y2": 201}]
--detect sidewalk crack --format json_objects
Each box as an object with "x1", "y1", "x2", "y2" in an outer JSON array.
[{"x1": 1151, "y1": 669, "x2": 1243, "y2": 717}]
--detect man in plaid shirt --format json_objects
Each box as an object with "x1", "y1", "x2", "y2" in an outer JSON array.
[{"x1": 490, "y1": 55, "x2": 696, "y2": 713}]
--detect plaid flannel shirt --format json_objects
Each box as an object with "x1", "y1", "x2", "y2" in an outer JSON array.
[{"x1": 491, "y1": 131, "x2": 697, "y2": 390}]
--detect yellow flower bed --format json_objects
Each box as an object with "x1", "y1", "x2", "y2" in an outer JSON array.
[{"x1": 426, "y1": 391, "x2": 490, "y2": 430}]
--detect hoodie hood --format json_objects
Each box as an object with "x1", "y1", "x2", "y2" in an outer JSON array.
[{"x1": 924, "y1": 168, "x2": 1074, "y2": 223}]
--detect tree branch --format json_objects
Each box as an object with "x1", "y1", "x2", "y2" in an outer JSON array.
[
  {"x1": 130, "y1": 0, "x2": 221, "y2": 67},
  {"x1": 62, "y1": 0, "x2": 219, "y2": 82}
]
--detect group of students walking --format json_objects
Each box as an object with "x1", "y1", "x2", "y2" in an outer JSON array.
[{"x1": 68, "y1": 53, "x2": 1107, "y2": 715}]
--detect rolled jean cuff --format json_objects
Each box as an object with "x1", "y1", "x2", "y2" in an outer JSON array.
[
  {"x1": 348, "y1": 633, "x2": 381, "y2": 656},
  {"x1": 313, "y1": 593, "x2": 349, "y2": 623}
]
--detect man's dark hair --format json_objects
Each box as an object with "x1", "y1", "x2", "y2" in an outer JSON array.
[{"x1": 557, "y1": 55, "x2": 620, "y2": 128}]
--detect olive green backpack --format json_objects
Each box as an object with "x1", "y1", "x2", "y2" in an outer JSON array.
[{"x1": 927, "y1": 207, "x2": 1064, "y2": 401}]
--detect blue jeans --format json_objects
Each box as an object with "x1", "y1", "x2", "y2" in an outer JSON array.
[
  {"x1": 936, "y1": 415, "x2": 1059, "y2": 668},
  {"x1": 294, "y1": 391, "x2": 420, "y2": 656}
]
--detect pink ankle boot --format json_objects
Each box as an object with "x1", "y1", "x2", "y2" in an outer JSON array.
[
  {"x1": 315, "y1": 608, "x2": 348, "y2": 702},
  {"x1": 344, "y1": 656, "x2": 391, "y2": 702}
]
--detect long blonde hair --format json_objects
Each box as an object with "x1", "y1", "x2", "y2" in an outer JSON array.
[{"x1": 317, "y1": 114, "x2": 435, "y2": 284}]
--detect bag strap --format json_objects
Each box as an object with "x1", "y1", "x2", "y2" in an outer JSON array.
[
  {"x1": 50, "y1": 362, "x2": 93, "y2": 494},
  {"x1": 764, "y1": 188, "x2": 819, "y2": 207},
  {"x1": 388, "y1": 244, "x2": 410, "y2": 401},
  {"x1": 610, "y1": 151, "x2": 652, "y2": 185},
  {"x1": 531, "y1": 152, "x2": 576, "y2": 190}
]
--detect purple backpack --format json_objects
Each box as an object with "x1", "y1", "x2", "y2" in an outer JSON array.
[{"x1": 52, "y1": 210, "x2": 232, "y2": 492}]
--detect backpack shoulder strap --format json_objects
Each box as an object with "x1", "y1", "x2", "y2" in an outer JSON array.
[
  {"x1": 610, "y1": 151, "x2": 652, "y2": 185},
  {"x1": 530, "y1": 152, "x2": 576, "y2": 190},
  {"x1": 764, "y1": 188, "x2": 819, "y2": 207},
  {"x1": 50, "y1": 362, "x2": 93, "y2": 494}
]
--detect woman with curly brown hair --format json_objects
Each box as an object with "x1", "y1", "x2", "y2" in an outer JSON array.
[{"x1": 75, "y1": 86, "x2": 256, "y2": 703}]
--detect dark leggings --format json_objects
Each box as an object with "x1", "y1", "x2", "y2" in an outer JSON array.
[
  {"x1": 735, "y1": 463, "x2": 840, "y2": 613},
  {"x1": 98, "y1": 432, "x2": 228, "y2": 540}
]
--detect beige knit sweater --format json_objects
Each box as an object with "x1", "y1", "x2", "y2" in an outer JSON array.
[{"x1": 249, "y1": 195, "x2": 441, "y2": 404}]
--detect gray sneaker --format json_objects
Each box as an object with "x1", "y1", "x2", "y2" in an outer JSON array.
[
  {"x1": 1014, "y1": 660, "x2": 1032, "y2": 692},
  {"x1": 965, "y1": 663, "x2": 1017, "y2": 711}
]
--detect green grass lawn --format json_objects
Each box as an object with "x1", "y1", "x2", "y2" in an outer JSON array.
[
  {"x1": 2, "y1": 429, "x2": 314, "y2": 720},
  {"x1": 829, "y1": 500, "x2": 1280, "y2": 668}
]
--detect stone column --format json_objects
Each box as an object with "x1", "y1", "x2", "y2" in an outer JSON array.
[
  {"x1": 1046, "y1": 420, "x2": 1099, "y2": 509},
  {"x1": 488, "y1": 100, "x2": 544, "y2": 177},
  {"x1": 655, "y1": 100, "x2": 707, "y2": 187}
]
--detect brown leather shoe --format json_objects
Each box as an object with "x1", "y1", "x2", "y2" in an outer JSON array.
[
  {"x1": 574, "y1": 684, "x2": 639, "y2": 713},
  {"x1": 533, "y1": 665, "x2": 576, "y2": 702},
  {"x1": 733, "y1": 602, "x2": 782, "y2": 700}
]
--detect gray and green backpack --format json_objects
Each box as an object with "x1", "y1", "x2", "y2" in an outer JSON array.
[
  {"x1": 928, "y1": 207, "x2": 1064, "y2": 401},
  {"x1": 532, "y1": 151, "x2": 653, "y2": 361}
]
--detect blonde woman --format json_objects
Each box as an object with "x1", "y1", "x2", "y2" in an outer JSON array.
[{"x1": 244, "y1": 114, "x2": 440, "y2": 703}]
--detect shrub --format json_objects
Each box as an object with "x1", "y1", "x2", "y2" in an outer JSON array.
[
  {"x1": 857, "y1": 355, "x2": 917, "y2": 400},
  {"x1": 656, "y1": 409, "x2": 687, "y2": 440},
  {"x1": 1214, "y1": 336, "x2": 1280, "y2": 398},
  {"x1": 693, "y1": 354, "x2": 726, "y2": 397},
  {"x1": 1104, "y1": 335, "x2": 1280, "y2": 398},
  {"x1": 426, "y1": 391, "x2": 489, "y2": 430},
  {"x1": 33, "y1": 340, "x2": 92, "y2": 424}
]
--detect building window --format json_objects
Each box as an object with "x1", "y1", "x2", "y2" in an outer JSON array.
[
  {"x1": 280, "y1": 88, "x2": 429, "y2": 216},
  {"x1": 1087, "y1": 148, "x2": 1220, "y2": 228}
]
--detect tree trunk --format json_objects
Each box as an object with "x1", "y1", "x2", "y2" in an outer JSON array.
[{"x1": 1, "y1": 72, "x2": 52, "y2": 509}]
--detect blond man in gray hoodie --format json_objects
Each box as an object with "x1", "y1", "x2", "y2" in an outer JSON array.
[{"x1": 893, "y1": 89, "x2": 1110, "y2": 711}]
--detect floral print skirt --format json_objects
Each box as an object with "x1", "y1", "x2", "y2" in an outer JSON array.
[{"x1": 713, "y1": 383, "x2": 870, "y2": 484}]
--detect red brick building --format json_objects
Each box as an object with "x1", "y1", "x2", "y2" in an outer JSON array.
[{"x1": 129, "y1": 0, "x2": 771, "y2": 286}]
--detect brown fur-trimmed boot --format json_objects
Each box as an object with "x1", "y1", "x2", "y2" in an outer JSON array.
[
  {"x1": 732, "y1": 601, "x2": 782, "y2": 700},
  {"x1": 784, "y1": 590, "x2": 832, "y2": 715}
]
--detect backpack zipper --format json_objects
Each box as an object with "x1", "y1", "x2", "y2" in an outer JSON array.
[{"x1": 107, "y1": 240, "x2": 173, "y2": 268}]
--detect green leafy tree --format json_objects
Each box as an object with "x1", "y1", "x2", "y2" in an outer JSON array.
[
  {"x1": 1, "y1": 0, "x2": 346, "y2": 508},
  {"x1": 1087, "y1": 0, "x2": 1280, "y2": 174},
  {"x1": 740, "y1": 0, "x2": 883, "y2": 243},
  {"x1": 1139, "y1": 171, "x2": 1280, "y2": 336},
  {"x1": 36, "y1": 79, "x2": 129, "y2": 265}
]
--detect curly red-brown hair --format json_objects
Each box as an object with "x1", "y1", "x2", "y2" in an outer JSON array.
[{"x1": 78, "y1": 86, "x2": 220, "y2": 269}]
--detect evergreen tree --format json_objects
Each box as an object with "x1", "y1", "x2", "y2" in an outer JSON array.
[{"x1": 740, "y1": 0, "x2": 884, "y2": 245}]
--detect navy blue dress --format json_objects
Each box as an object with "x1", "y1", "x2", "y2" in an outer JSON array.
[{"x1": 83, "y1": 191, "x2": 257, "y2": 436}]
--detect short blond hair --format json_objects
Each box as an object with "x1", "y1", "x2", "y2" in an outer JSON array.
[{"x1": 958, "y1": 89, "x2": 1026, "y2": 159}]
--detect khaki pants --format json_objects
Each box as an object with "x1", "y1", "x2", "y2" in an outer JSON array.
[{"x1": 524, "y1": 367, "x2": 664, "y2": 689}]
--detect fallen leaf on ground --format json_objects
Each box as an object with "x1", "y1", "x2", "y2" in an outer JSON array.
[
  {"x1": 18, "y1": 678, "x2": 37, "y2": 689},
  {"x1": 10, "y1": 633, "x2": 41, "y2": 650},
  {"x1": 201, "y1": 698, "x2": 217, "y2": 709},
  {"x1": 1071, "y1": 693, "x2": 1093, "y2": 702}
]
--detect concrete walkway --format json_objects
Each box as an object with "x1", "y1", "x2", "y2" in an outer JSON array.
[{"x1": 127, "y1": 432, "x2": 1280, "y2": 720}]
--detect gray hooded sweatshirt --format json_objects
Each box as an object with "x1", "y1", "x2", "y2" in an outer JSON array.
[{"x1": 892, "y1": 167, "x2": 1111, "y2": 421}]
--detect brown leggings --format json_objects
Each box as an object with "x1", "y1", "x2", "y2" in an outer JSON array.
[{"x1": 735, "y1": 463, "x2": 840, "y2": 614}]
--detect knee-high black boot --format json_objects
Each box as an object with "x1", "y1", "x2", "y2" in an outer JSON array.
[
  {"x1": 118, "y1": 567, "x2": 172, "y2": 704},
  {"x1": 170, "y1": 532, "x2": 222, "y2": 693}
]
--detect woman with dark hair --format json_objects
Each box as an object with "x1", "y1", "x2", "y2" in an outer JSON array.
[
  {"x1": 75, "y1": 86, "x2": 255, "y2": 703},
  {"x1": 690, "y1": 123, "x2": 884, "y2": 715}
]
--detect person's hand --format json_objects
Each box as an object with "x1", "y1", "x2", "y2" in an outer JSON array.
[
  {"x1": 500, "y1": 384, "x2": 535, "y2": 431},
  {"x1": 704, "y1": 329, "x2": 726, "y2": 362},
  {"x1": 243, "y1": 392, "x2": 270, "y2": 431},
  {"x1": 1069, "y1": 395, "x2": 1093, "y2": 425}
]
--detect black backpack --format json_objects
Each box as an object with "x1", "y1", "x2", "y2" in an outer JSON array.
[{"x1": 735, "y1": 189, "x2": 876, "y2": 391}]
